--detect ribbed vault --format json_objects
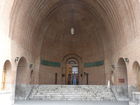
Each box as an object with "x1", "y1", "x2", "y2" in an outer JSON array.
[
  {"x1": 9, "y1": 0, "x2": 138, "y2": 83},
  {"x1": 10, "y1": 0, "x2": 136, "y2": 54}
]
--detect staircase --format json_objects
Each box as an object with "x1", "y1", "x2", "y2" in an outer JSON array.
[{"x1": 28, "y1": 85, "x2": 116, "y2": 101}]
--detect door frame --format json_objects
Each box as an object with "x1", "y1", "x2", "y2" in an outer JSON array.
[{"x1": 62, "y1": 54, "x2": 83, "y2": 85}]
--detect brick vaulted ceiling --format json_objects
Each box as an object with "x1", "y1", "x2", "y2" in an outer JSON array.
[{"x1": 10, "y1": 0, "x2": 137, "y2": 59}]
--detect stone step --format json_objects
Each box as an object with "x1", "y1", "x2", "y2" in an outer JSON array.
[
  {"x1": 34, "y1": 91, "x2": 113, "y2": 93},
  {"x1": 35, "y1": 90, "x2": 112, "y2": 92},
  {"x1": 37, "y1": 90, "x2": 111, "y2": 92},
  {"x1": 29, "y1": 97, "x2": 115, "y2": 101},
  {"x1": 31, "y1": 94, "x2": 113, "y2": 96},
  {"x1": 29, "y1": 96, "x2": 114, "y2": 100},
  {"x1": 34, "y1": 93, "x2": 112, "y2": 95},
  {"x1": 30, "y1": 95, "x2": 115, "y2": 99},
  {"x1": 33, "y1": 94, "x2": 114, "y2": 97},
  {"x1": 36, "y1": 88, "x2": 111, "y2": 91},
  {"x1": 28, "y1": 85, "x2": 116, "y2": 101},
  {"x1": 29, "y1": 98, "x2": 115, "y2": 100}
]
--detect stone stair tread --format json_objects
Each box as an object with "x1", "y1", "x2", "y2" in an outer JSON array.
[{"x1": 28, "y1": 85, "x2": 116, "y2": 101}]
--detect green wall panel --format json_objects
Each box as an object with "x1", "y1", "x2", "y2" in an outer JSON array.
[
  {"x1": 84, "y1": 60, "x2": 104, "y2": 68},
  {"x1": 41, "y1": 60, "x2": 61, "y2": 67}
]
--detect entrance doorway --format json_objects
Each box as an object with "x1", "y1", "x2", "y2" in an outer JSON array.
[{"x1": 66, "y1": 58, "x2": 79, "y2": 85}]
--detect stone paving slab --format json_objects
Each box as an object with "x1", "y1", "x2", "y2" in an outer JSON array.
[{"x1": 14, "y1": 100, "x2": 129, "y2": 105}]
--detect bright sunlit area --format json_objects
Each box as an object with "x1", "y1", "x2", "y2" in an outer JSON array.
[{"x1": 0, "y1": 91, "x2": 13, "y2": 105}]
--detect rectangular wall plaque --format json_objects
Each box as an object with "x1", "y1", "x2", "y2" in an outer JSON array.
[
  {"x1": 119, "y1": 78, "x2": 125, "y2": 83},
  {"x1": 84, "y1": 60, "x2": 104, "y2": 68},
  {"x1": 41, "y1": 60, "x2": 61, "y2": 67}
]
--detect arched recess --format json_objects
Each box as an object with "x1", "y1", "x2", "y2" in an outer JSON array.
[
  {"x1": 111, "y1": 70, "x2": 115, "y2": 85},
  {"x1": 2, "y1": 60, "x2": 12, "y2": 90},
  {"x1": 113, "y1": 58, "x2": 128, "y2": 97},
  {"x1": 117, "y1": 58, "x2": 128, "y2": 86},
  {"x1": 30, "y1": 69, "x2": 34, "y2": 84},
  {"x1": 62, "y1": 54, "x2": 82, "y2": 85},
  {"x1": 15, "y1": 57, "x2": 33, "y2": 100},
  {"x1": 16, "y1": 57, "x2": 28, "y2": 85},
  {"x1": 133, "y1": 61, "x2": 140, "y2": 91}
]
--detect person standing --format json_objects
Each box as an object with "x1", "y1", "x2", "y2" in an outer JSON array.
[{"x1": 73, "y1": 73, "x2": 77, "y2": 85}]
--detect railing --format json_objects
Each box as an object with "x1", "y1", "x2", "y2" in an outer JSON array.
[
  {"x1": 25, "y1": 85, "x2": 38, "y2": 100},
  {"x1": 132, "y1": 92, "x2": 140, "y2": 105},
  {"x1": 111, "y1": 85, "x2": 129, "y2": 101},
  {"x1": 110, "y1": 86, "x2": 118, "y2": 101}
]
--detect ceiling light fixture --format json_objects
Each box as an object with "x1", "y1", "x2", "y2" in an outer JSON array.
[{"x1": 71, "y1": 27, "x2": 75, "y2": 35}]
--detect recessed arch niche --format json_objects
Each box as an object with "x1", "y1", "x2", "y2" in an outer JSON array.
[
  {"x1": 113, "y1": 58, "x2": 129, "y2": 97},
  {"x1": 133, "y1": 61, "x2": 140, "y2": 91},
  {"x1": 30, "y1": 69, "x2": 34, "y2": 84},
  {"x1": 2, "y1": 60, "x2": 12, "y2": 90},
  {"x1": 117, "y1": 58, "x2": 128, "y2": 85},
  {"x1": 16, "y1": 57, "x2": 28, "y2": 85},
  {"x1": 15, "y1": 57, "x2": 29, "y2": 100},
  {"x1": 111, "y1": 70, "x2": 115, "y2": 85}
]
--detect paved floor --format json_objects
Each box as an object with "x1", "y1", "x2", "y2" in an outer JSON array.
[
  {"x1": 0, "y1": 92, "x2": 13, "y2": 105},
  {"x1": 0, "y1": 92, "x2": 129, "y2": 105},
  {"x1": 14, "y1": 101, "x2": 129, "y2": 105}
]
